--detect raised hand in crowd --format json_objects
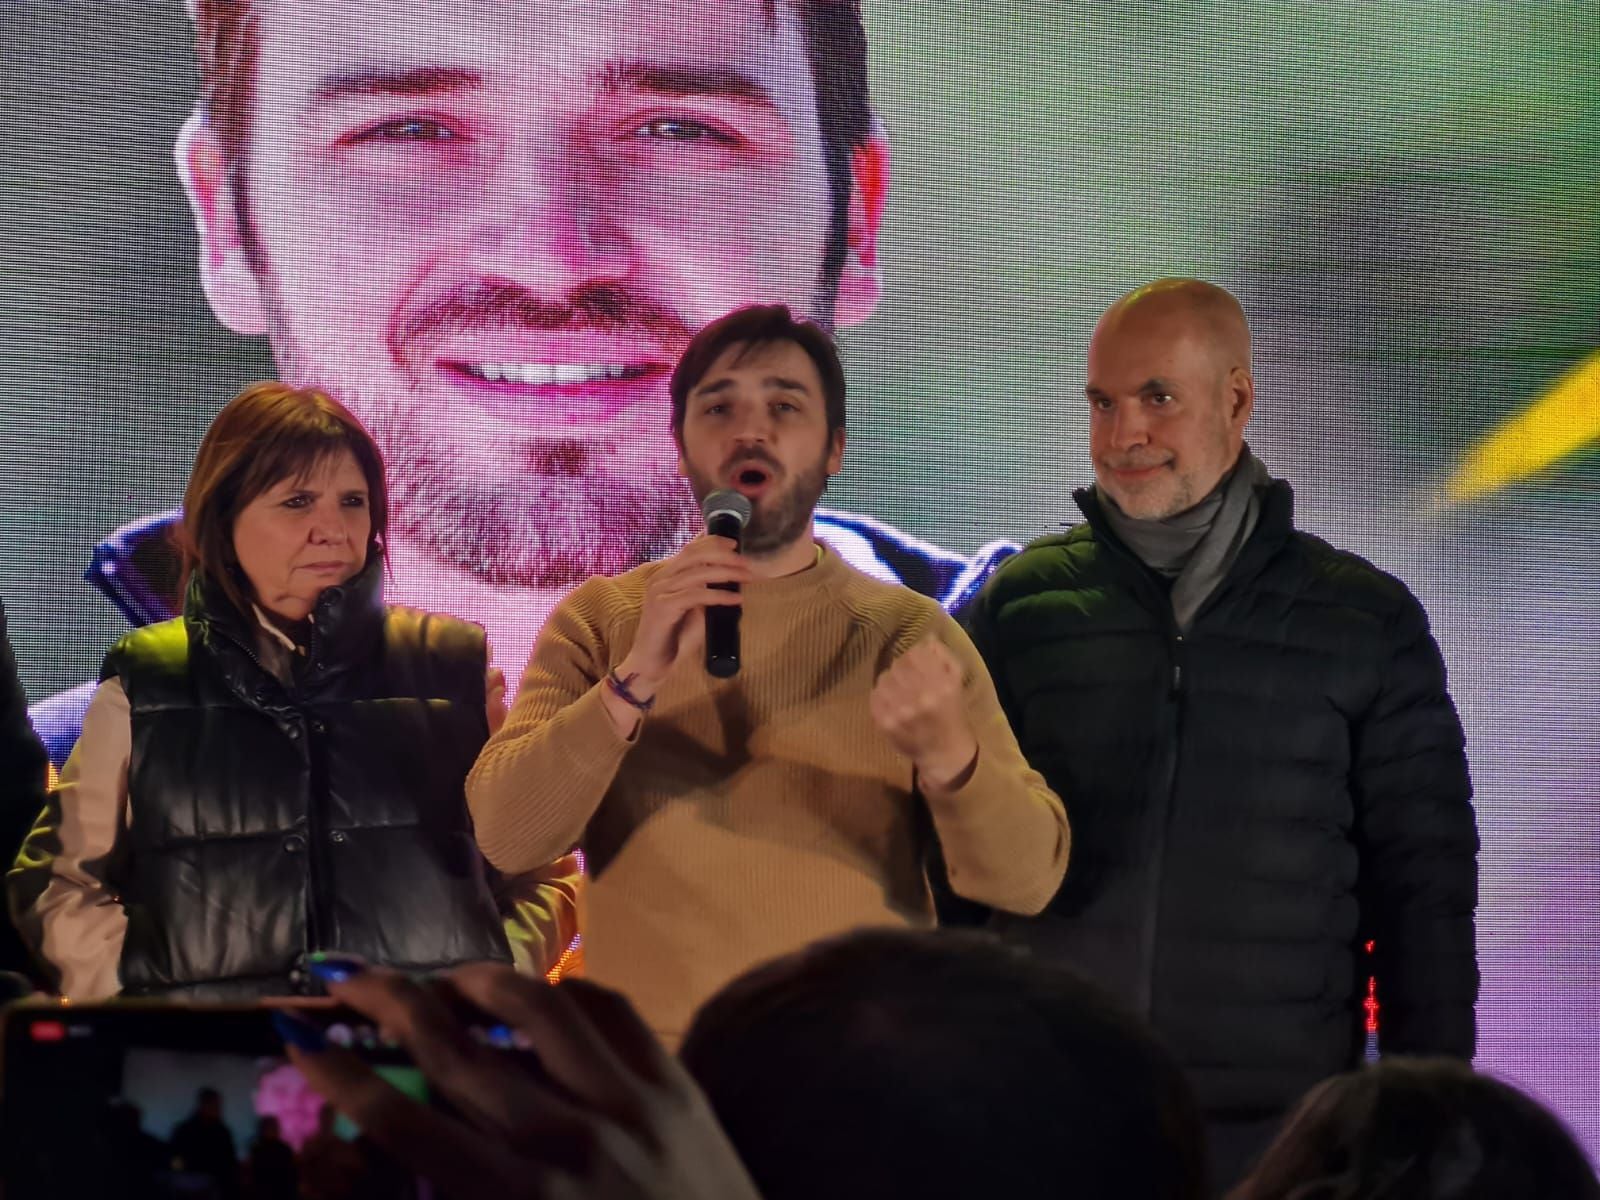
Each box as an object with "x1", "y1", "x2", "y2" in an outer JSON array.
[{"x1": 283, "y1": 958, "x2": 763, "y2": 1200}]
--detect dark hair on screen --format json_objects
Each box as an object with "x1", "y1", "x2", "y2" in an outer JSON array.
[
  {"x1": 179, "y1": 381, "x2": 388, "y2": 620},
  {"x1": 1230, "y1": 1057, "x2": 1600, "y2": 1200},
  {"x1": 679, "y1": 928, "x2": 1208, "y2": 1200},
  {"x1": 668, "y1": 303, "x2": 847, "y2": 441}
]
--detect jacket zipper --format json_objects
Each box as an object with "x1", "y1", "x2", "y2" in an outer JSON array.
[
  {"x1": 215, "y1": 623, "x2": 322, "y2": 988},
  {"x1": 1080, "y1": 525, "x2": 1189, "y2": 1022},
  {"x1": 1134, "y1": 625, "x2": 1186, "y2": 1018},
  {"x1": 1075, "y1": 484, "x2": 1278, "y2": 1021},
  {"x1": 300, "y1": 619, "x2": 329, "y2": 974}
]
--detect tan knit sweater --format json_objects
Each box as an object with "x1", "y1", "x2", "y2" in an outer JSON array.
[{"x1": 467, "y1": 546, "x2": 1069, "y2": 1040}]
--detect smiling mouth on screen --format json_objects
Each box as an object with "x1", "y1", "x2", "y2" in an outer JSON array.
[{"x1": 437, "y1": 352, "x2": 672, "y2": 426}]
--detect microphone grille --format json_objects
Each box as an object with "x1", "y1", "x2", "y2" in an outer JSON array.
[{"x1": 701, "y1": 489, "x2": 753, "y2": 528}]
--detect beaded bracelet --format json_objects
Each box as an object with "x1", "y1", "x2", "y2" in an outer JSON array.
[{"x1": 605, "y1": 668, "x2": 655, "y2": 712}]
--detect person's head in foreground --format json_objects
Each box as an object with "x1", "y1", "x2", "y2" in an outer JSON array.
[
  {"x1": 1230, "y1": 1057, "x2": 1600, "y2": 1200},
  {"x1": 670, "y1": 302, "x2": 846, "y2": 559},
  {"x1": 678, "y1": 928, "x2": 1209, "y2": 1200},
  {"x1": 181, "y1": 379, "x2": 387, "y2": 629},
  {"x1": 194, "y1": 1086, "x2": 224, "y2": 1121}
]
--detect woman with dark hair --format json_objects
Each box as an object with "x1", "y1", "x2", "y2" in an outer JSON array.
[
  {"x1": 1230, "y1": 1057, "x2": 1599, "y2": 1200},
  {"x1": 9, "y1": 382, "x2": 561, "y2": 997}
]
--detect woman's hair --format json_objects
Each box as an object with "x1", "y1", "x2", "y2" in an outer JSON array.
[
  {"x1": 1231, "y1": 1057, "x2": 1599, "y2": 1200},
  {"x1": 180, "y1": 381, "x2": 388, "y2": 618}
]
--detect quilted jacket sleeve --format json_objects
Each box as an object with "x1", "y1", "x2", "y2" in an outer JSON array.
[{"x1": 1351, "y1": 589, "x2": 1479, "y2": 1059}]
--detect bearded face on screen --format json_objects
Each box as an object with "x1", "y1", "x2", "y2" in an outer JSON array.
[
  {"x1": 265, "y1": 277, "x2": 704, "y2": 587},
  {"x1": 182, "y1": 0, "x2": 886, "y2": 588}
]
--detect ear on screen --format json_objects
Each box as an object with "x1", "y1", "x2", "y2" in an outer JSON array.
[
  {"x1": 175, "y1": 110, "x2": 270, "y2": 338},
  {"x1": 834, "y1": 123, "x2": 889, "y2": 330}
]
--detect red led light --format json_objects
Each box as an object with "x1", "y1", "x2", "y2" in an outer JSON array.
[
  {"x1": 1362, "y1": 941, "x2": 1380, "y2": 1036},
  {"x1": 30, "y1": 1021, "x2": 66, "y2": 1043}
]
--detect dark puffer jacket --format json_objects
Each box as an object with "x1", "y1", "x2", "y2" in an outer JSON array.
[
  {"x1": 966, "y1": 481, "x2": 1477, "y2": 1123},
  {"x1": 0, "y1": 599, "x2": 50, "y2": 979},
  {"x1": 102, "y1": 561, "x2": 509, "y2": 997}
]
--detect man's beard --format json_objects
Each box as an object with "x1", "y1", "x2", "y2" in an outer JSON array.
[
  {"x1": 381, "y1": 425, "x2": 698, "y2": 587},
  {"x1": 265, "y1": 281, "x2": 707, "y2": 588},
  {"x1": 687, "y1": 445, "x2": 832, "y2": 559},
  {"x1": 257, "y1": 259, "x2": 840, "y2": 588}
]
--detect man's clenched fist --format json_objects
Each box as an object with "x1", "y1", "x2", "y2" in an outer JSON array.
[{"x1": 869, "y1": 637, "x2": 980, "y2": 791}]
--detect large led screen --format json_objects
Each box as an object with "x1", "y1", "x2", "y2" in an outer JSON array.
[{"x1": 3, "y1": 0, "x2": 1597, "y2": 1158}]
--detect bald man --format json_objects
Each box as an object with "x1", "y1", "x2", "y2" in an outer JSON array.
[{"x1": 965, "y1": 280, "x2": 1479, "y2": 1188}]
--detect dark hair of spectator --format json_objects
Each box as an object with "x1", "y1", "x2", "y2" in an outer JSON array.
[
  {"x1": 180, "y1": 381, "x2": 388, "y2": 622},
  {"x1": 680, "y1": 928, "x2": 1208, "y2": 1200},
  {"x1": 669, "y1": 304, "x2": 847, "y2": 443},
  {"x1": 1230, "y1": 1057, "x2": 1600, "y2": 1200}
]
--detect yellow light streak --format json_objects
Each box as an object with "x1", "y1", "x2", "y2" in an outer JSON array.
[{"x1": 1445, "y1": 351, "x2": 1600, "y2": 505}]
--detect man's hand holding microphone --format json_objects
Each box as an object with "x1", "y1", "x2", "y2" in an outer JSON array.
[{"x1": 600, "y1": 492, "x2": 753, "y2": 736}]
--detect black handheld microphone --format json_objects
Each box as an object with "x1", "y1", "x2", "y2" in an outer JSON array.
[{"x1": 701, "y1": 489, "x2": 753, "y2": 678}]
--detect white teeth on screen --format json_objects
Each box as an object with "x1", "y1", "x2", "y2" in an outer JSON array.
[{"x1": 472, "y1": 363, "x2": 629, "y2": 385}]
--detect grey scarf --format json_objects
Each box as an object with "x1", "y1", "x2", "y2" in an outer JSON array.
[{"x1": 1097, "y1": 445, "x2": 1272, "y2": 632}]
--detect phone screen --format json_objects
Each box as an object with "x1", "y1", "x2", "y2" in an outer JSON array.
[{"x1": 1, "y1": 1003, "x2": 428, "y2": 1198}]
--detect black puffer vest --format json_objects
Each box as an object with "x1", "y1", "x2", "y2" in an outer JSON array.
[{"x1": 104, "y1": 560, "x2": 510, "y2": 997}]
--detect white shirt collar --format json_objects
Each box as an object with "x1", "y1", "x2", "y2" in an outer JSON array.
[{"x1": 251, "y1": 603, "x2": 310, "y2": 654}]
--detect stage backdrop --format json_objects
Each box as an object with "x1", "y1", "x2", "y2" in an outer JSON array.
[{"x1": 3, "y1": 0, "x2": 1597, "y2": 1156}]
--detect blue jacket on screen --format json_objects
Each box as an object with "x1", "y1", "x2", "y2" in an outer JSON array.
[{"x1": 29, "y1": 508, "x2": 1018, "y2": 767}]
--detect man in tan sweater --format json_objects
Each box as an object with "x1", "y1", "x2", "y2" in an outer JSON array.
[{"x1": 467, "y1": 304, "x2": 1070, "y2": 1042}]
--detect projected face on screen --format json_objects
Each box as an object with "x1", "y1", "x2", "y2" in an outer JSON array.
[
  {"x1": 6, "y1": 1, "x2": 1598, "y2": 1162},
  {"x1": 179, "y1": 0, "x2": 886, "y2": 591}
]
